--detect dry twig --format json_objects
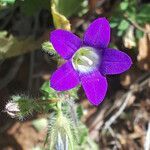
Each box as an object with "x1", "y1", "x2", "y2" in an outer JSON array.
[
  {"x1": 87, "y1": 72, "x2": 150, "y2": 143},
  {"x1": 103, "y1": 72, "x2": 150, "y2": 131},
  {"x1": 103, "y1": 92, "x2": 132, "y2": 131}
]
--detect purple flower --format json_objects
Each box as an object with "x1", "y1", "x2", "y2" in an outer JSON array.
[{"x1": 50, "y1": 17, "x2": 132, "y2": 106}]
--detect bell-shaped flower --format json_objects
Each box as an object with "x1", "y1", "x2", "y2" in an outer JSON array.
[{"x1": 50, "y1": 18, "x2": 132, "y2": 106}]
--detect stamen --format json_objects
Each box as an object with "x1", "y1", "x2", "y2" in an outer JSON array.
[
  {"x1": 72, "y1": 46, "x2": 100, "y2": 73},
  {"x1": 79, "y1": 56, "x2": 93, "y2": 66}
]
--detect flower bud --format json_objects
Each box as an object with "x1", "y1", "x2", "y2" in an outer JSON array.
[
  {"x1": 5, "y1": 101, "x2": 20, "y2": 118},
  {"x1": 49, "y1": 112, "x2": 74, "y2": 150}
]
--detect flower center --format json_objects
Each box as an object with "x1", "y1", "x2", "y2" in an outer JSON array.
[{"x1": 72, "y1": 46, "x2": 100, "y2": 73}]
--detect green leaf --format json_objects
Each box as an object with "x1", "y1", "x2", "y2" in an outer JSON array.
[
  {"x1": 77, "y1": 123, "x2": 88, "y2": 145},
  {"x1": 120, "y1": 2, "x2": 128, "y2": 10},
  {"x1": 40, "y1": 81, "x2": 58, "y2": 99},
  {"x1": 136, "y1": 4, "x2": 150, "y2": 24},
  {"x1": 76, "y1": 105, "x2": 84, "y2": 120},
  {"x1": 135, "y1": 30, "x2": 144, "y2": 40},
  {"x1": 110, "y1": 22, "x2": 118, "y2": 28},
  {"x1": 118, "y1": 20, "x2": 129, "y2": 31},
  {"x1": 117, "y1": 30, "x2": 124, "y2": 37},
  {"x1": 54, "y1": 0, "x2": 87, "y2": 18}
]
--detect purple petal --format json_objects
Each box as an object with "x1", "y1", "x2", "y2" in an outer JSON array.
[
  {"x1": 80, "y1": 70, "x2": 107, "y2": 106},
  {"x1": 50, "y1": 61, "x2": 80, "y2": 91},
  {"x1": 50, "y1": 29, "x2": 82, "y2": 59},
  {"x1": 100, "y1": 48, "x2": 132, "y2": 75},
  {"x1": 83, "y1": 17, "x2": 110, "y2": 49}
]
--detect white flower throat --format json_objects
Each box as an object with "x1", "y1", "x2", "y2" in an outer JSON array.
[{"x1": 72, "y1": 47, "x2": 100, "y2": 73}]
